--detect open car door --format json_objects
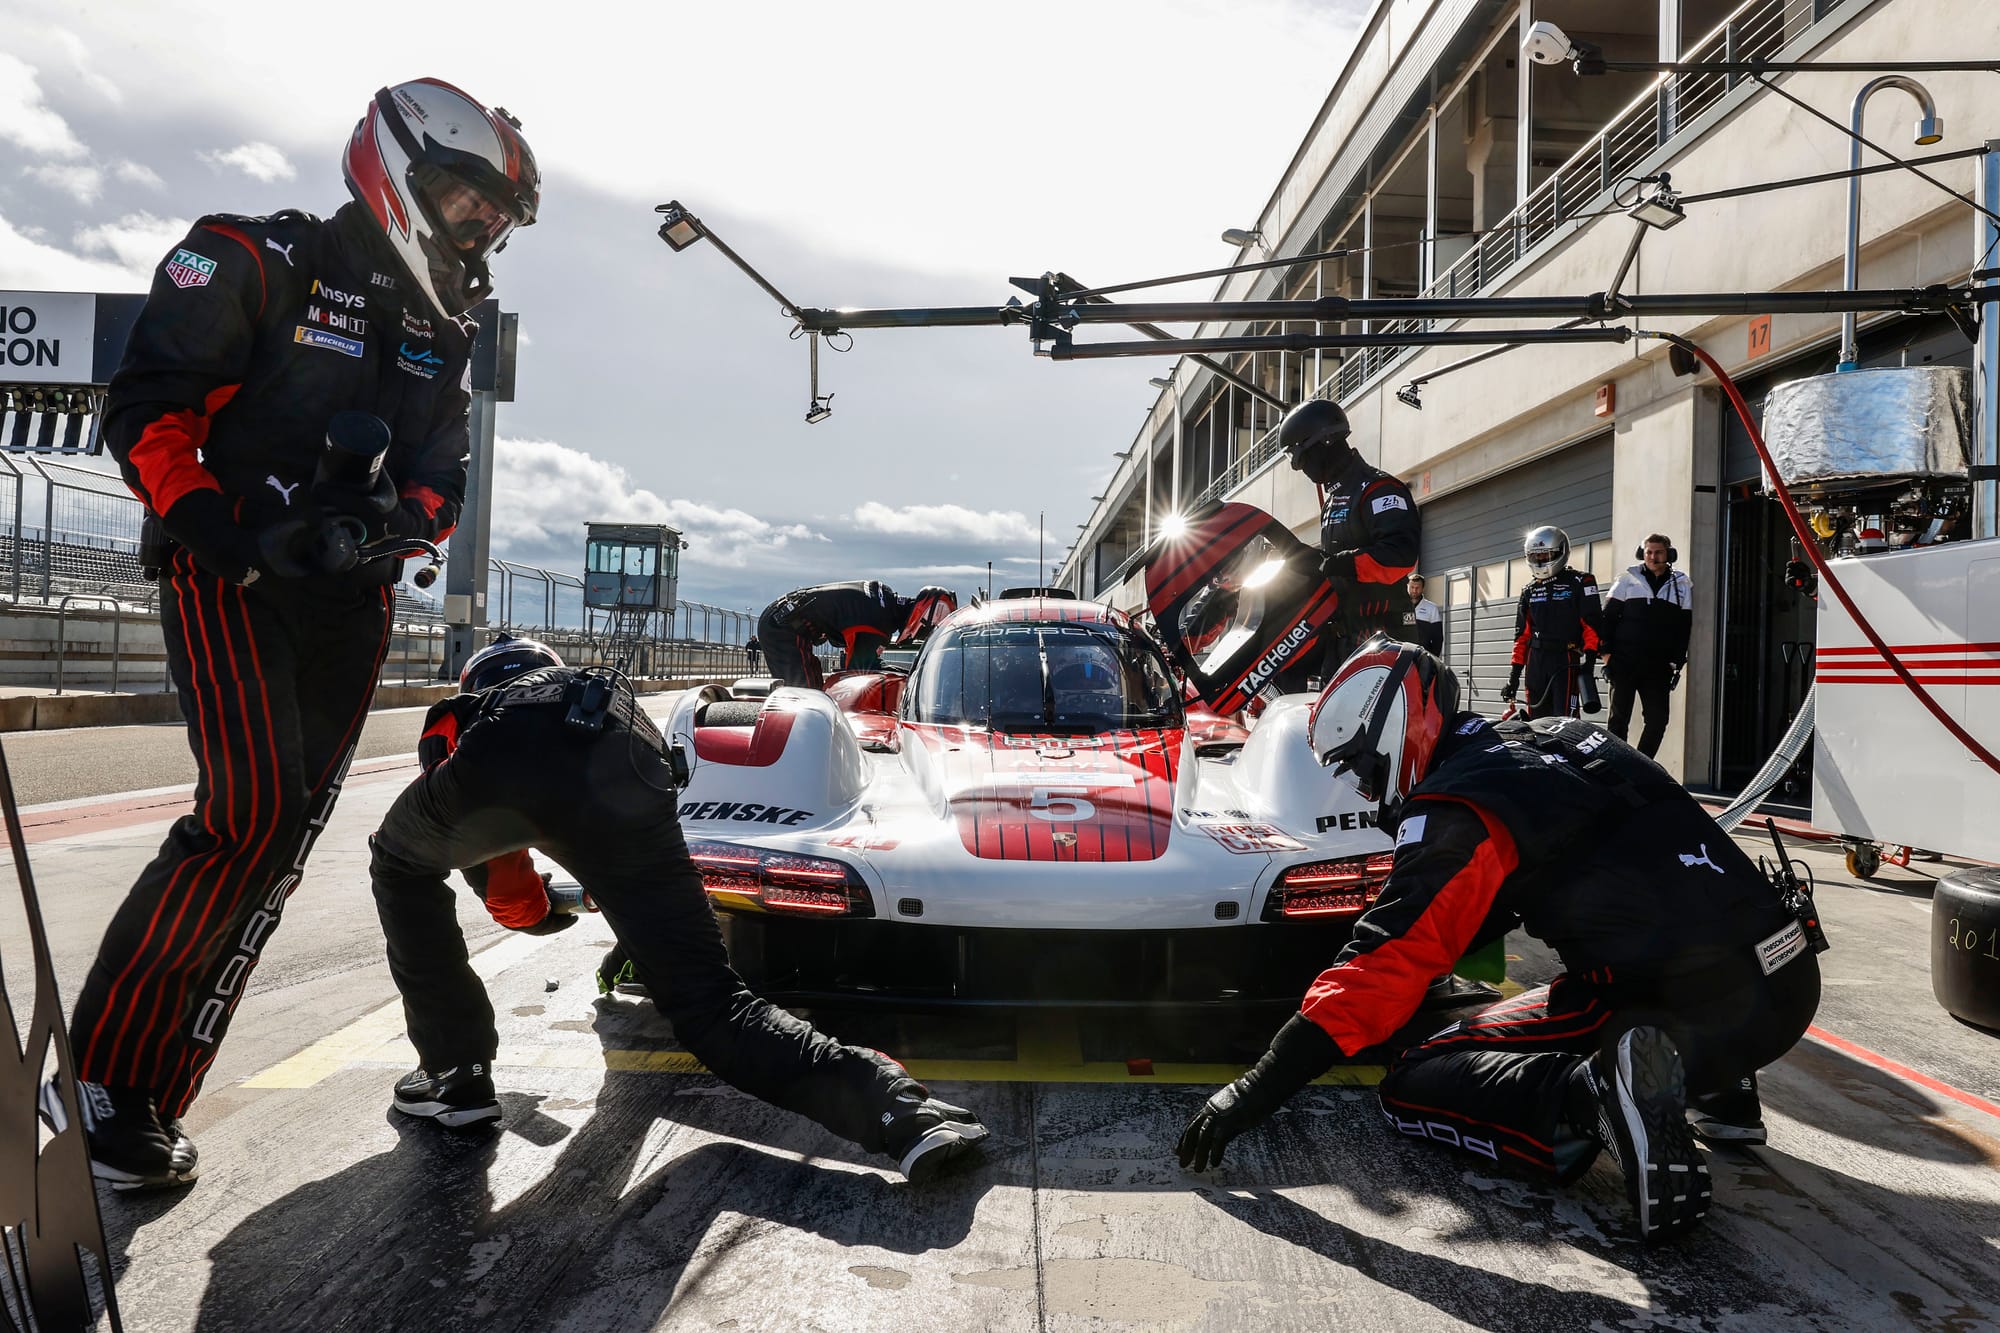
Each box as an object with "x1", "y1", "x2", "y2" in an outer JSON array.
[{"x1": 1144, "y1": 502, "x2": 1340, "y2": 713}]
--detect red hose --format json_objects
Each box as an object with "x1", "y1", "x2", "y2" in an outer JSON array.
[{"x1": 1671, "y1": 335, "x2": 2000, "y2": 777}]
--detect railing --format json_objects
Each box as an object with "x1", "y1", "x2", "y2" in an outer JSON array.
[
  {"x1": 54, "y1": 594, "x2": 129, "y2": 694},
  {"x1": 1184, "y1": 0, "x2": 1855, "y2": 516}
]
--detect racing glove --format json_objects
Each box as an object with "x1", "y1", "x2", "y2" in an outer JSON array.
[
  {"x1": 158, "y1": 489, "x2": 263, "y2": 586},
  {"x1": 468, "y1": 851, "x2": 575, "y2": 935},
  {"x1": 1318, "y1": 549, "x2": 1359, "y2": 583},
  {"x1": 1175, "y1": 1014, "x2": 1338, "y2": 1171},
  {"x1": 1501, "y1": 663, "x2": 1523, "y2": 703},
  {"x1": 1668, "y1": 663, "x2": 1684, "y2": 691},
  {"x1": 314, "y1": 468, "x2": 399, "y2": 543},
  {"x1": 256, "y1": 515, "x2": 362, "y2": 578}
]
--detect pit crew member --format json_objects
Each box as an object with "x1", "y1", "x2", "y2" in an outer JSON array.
[
  {"x1": 59, "y1": 79, "x2": 537, "y2": 1191},
  {"x1": 370, "y1": 635, "x2": 989, "y2": 1183},
  {"x1": 755, "y1": 581, "x2": 955, "y2": 688},
  {"x1": 1602, "y1": 535, "x2": 1693, "y2": 759},
  {"x1": 1273, "y1": 399, "x2": 1419, "y2": 691},
  {"x1": 1176, "y1": 637, "x2": 1821, "y2": 1241},
  {"x1": 1504, "y1": 526, "x2": 1603, "y2": 718}
]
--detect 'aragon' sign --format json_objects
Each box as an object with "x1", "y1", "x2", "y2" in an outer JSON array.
[{"x1": 0, "y1": 292, "x2": 96, "y2": 385}]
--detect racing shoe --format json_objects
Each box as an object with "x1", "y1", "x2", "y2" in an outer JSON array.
[
  {"x1": 392, "y1": 1065, "x2": 502, "y2": 1129},
  {"x1": 40, "y1": 1078, "x2": 191, "y2": 1191},
  {"x1": 1689, "y1": 1073, "x2": 1766, "y2": 1147},
  {"x1": 880, "y1": 1081, "x2": 989, "y2": 1184},
  {"x1": 1568, "y1": 1027, "x2": 1711, "y2": 1242}
]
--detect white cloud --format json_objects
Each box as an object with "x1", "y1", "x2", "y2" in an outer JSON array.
[
  {"x1": 0, "y1": 53, "x2": 86, "y2": 158},
  {"x1": 491, "y1": 436, "x2": 821, "y2": 572},
  {"x1": 41, "y1": 26, "x2": 121, "y2": 105},
  {"x1": 851, "y1": 501, "x2": 1040, "y2": 545},
  {"x1": 200, "y1": 142, "x2": 295, "y2": 183},
  {"x1": 114, "y1": 160, "x2": 164, "y2": 189},
  {"x1": 73, "y1": 211, "x2": 191, "y2": 275},
  {"x1": 24, "y1": 163, "x2": 103, "y2": 204},
  {"x1": 0, "y1": 211, "x2": 143, "y2": 289}
]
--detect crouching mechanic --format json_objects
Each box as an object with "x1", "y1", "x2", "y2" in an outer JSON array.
[
  {"x1": 369, "y1": 635, "x2": 989, "y2": 1183},
  {"x1": 1175, "y1": 636, "x2": 1822, "y2": 1241}
]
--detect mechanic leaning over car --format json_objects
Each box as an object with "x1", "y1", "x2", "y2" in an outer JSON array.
[
  {"x1": 1176, "y1": 635, "x2": 1822, "y2": 1242},
  {"x1": 58, "y1": 79, "x2": 537, "y2": 1193},
  {"x1": 755, "y1": 581, "x2": 955, "y2": 688},
  {"x1": 1503, "y1": 526, "x2": 1605, "y2": 718},
  {"x1": 1272, "y1": 399, "x2": 1420, "y2": 692},
  {"x1": 368, "y1": 635, "x2": 991, "y2": 1184}
]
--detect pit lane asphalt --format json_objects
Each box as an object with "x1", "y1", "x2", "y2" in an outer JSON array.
[{"x1": 6, "y1": 703, "x2": 2000, "y2": 1331}]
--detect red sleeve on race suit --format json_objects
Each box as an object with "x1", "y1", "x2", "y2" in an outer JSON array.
[
  {"x1": 1577, "y1": 575, "x2": 1605, "y2": 653},
  {"x1": 417, "y1": 694, "x2": 480, "y2": 772},
  {"x1": 105, "y1": 221, "x2": 267, "y2": 517},
  {"x1": 1511, "y1": 587, "x2": 1534, "y2": 666},
  {"x1": 476, "y1": 849, "x2": 550, "y2": 930},
  {"x1": 1300, "y1": 799, "x2": 1520, "y2": 1056}
]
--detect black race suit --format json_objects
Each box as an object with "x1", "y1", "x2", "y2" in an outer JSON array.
[
  {"x1": 72, "y1": 203, "x2": 470, "y2": 1118},
  {"x1": 371, "y1": 668, "x2": 914, "y2": 1152},
  {"x1": 756, "y1": 581, "x2": 909, "y2": 688},
  {"x1": 1296, "y1": 716, "x2": 1819, "y2": 1179},
  {"x1": 1511, "y1": 569, "x2": 1604, "y2": 718},
  {"x1": 1276, "y1": 453, "x2": 1420, "y2": 691}
]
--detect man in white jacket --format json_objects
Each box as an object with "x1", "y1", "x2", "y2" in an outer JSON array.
[{"x1": 1601, "y1": 536, "x2": 1694, "y2": 759}]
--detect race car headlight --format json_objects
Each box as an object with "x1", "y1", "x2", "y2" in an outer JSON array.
[
  {"x1": 688, "y1": 840, "x2": 874, "y2": 917},
  {"x1": 1263, "y1": 851, "x2": 1396, "y2": 920}
]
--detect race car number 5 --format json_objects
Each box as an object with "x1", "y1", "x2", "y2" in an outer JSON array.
[{"x1": 1029, "y1": 786, "x2": 1097, "y2": 821}]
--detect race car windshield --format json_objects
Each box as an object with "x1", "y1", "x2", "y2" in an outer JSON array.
[{"x1": 910, "y1": 622, "x2": 1181, "y2": 733}]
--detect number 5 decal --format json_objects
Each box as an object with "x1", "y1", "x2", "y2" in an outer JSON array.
[{"x1": 1029, "y1": 786, "x2": 1097, "y2": 821}]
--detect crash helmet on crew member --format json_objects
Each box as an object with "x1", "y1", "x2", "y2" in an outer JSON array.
[
  {"x1": 897, "y1": 586, "x2": 959, "y2": 643},
  {"x1": 343, "y1": 78, "x2": 541, "y2": 321},
  {"x1": 1524, "y1": 525, "x2": 1571, "y2": 582},
  {"x1": 1277, "y1": 398, "x2": 1354, "y2": 482},
  {"x1": 1307, "y1": 633, "x2": 1460, "y2": 824},
  {"x1": 461, "y1": 633, "x2": 563, "y2": 693}
]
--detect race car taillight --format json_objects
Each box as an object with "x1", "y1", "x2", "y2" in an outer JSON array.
[
  {"x1": 1264, "y1": 851, "x2": 1396, "y2": 921},
  {"x1": 687, "y1": 840, "x2": 875, "y2": 917}
]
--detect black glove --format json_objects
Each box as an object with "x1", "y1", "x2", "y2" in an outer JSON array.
[
  {"x1": 1318, "y1": 549, "x2": 1358, "y2": 583},
  {"x1": 158, "y1": 489, "x2": 262, "y2": 585},
  {"x1": 1175, "y1": 1014, "x2": 1338, "y2": 1171},
  {"x1": 314, "y1": 469, "x2": 399, "y2": 543},
  {"x1": 1668, "y1": 663, "x2": 1684, "y2": 691},
  {"x1": 256, "y1": 516, "x2": 361, "y2": 579},
  {"x1": 1501, "y1": 664, "x2": 1523, "y2": 703}
]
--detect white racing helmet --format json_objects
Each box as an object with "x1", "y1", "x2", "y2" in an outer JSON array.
[
  {"x1": 343, "y1": 78, "x2": 540, "y2": 320},
  {"x1": 1524, "y1": 525, "x2": 1570, "y2": 582},
  {"x1": 1307, "y1": 633, "x2": 1460, "y2": 823}
]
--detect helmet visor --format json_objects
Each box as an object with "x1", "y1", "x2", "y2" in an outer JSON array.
[{"x1": 418, "y1": 168, "x2": 518, "y2": 258}]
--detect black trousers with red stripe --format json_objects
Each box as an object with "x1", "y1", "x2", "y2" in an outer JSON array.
[
  {"x1": 71, "y1": 550, "x2": 393, "y2": 1117},
  {"x1": 1377, "y1": 954, "x2": 1820, "y2": 1180}
]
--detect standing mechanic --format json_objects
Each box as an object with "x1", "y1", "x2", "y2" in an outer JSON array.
[
  {"x1": 1602, "y1": 535, "x2": 1693, "y2": 759},
  {"x1": 755, "y1": 581, "x2": 955, "y2": 689},
  {"x1": 59, "y1": 79, "x2": 539, "y2": 1191},
  {"x1": 1503, "y1": 526, "x2": 1604, "y2": 718},
  {"x1": 369, "y1": 636, "x2": 989, "y2": 1183},
  {"x1": 1175, "y1": 637, "x2": 1820, "y2": 1241},
  {"x1": 1273, "y1": 399, "x2": 1420, "y2": 692}
]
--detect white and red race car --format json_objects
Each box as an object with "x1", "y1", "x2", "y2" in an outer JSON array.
[{"x1": 661, "y1": 589, "x2": 1393, "y2": 1005}]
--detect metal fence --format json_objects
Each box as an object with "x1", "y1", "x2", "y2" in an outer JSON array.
[
  {"x1": 0, "y1": 456, "x2": 765, "y2": 687},
  {"x1": 1190, "y1": 0, "x2": 1854, "y2": 513}
]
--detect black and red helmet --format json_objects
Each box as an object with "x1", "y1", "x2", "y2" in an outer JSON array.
[
  {"x1": 461, "y1": 633, "x2": 562, "y2": 693},
  {"x1": 897, "y1": 586, "x2": 958, "y2": 644},
  {"x1": 343, "y1": 78, "x2": 540, "y2": 320},
  {"x1": 1306, "y1": 633, "x2": 1459, "y2": 823}
]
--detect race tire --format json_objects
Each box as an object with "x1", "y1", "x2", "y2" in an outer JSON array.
[{"x1": 1932, "y1": 868, "x2": 2000, "y2": 1031}]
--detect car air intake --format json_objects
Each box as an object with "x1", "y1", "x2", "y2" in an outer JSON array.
[
  {"x1": 688, "y1": 840, "x2": 873, "y2": 916},
  {"x1": 1263, "y1": 852, "x2": 1396, "y2": 920}
]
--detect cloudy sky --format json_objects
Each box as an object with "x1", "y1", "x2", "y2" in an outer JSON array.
[{"x1": 0, "y1": 0, "x2": 1365, "y2": 613}]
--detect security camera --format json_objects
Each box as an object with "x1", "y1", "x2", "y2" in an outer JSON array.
[{"x1": 1522, "y1": 20, "x2": 1574, "y2": 66}]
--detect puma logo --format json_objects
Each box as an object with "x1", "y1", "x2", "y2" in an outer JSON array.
[
  {"x1": 266, "y1": 475, "x2": 300, "y2": 505},
  {"x1": 1678, "y1": 844, "x2": 1724, "y2": 874},
  {"x1": 264, "y1": 238, "x2": 296, "y2": 267}
]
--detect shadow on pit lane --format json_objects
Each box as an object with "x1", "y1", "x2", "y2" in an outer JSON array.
[
  {"x1": 1776, "y1": 1038, "x2": 2000, "y2": 1166},
  {"x1": 185, "y1": 1083, "x2": 997, "y2": 1333}
]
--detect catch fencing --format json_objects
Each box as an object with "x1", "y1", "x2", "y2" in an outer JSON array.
[{"x1": 0, "y1": 456, "x2": 767, "y2": 689}]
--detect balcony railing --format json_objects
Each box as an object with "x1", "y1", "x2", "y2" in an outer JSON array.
[{"x1": 1179, "y1": 0, "x2": 1854, "y2": 517}]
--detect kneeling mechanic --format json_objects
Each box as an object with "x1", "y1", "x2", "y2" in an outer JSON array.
[
  {"x1": 369, "y1": 635, "x2": 989, "y2": 1183},
  {"x1": 1176, "y1": 636, "x2": 1822, "y2": 1241}
]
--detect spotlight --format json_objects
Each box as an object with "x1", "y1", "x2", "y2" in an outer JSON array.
[
  {"x1": 804, "y1": 395, "x2": 834, "y2": 425},
  {"x1": 1396, "y1": 383, "x2": 1424, "y2": 410}
]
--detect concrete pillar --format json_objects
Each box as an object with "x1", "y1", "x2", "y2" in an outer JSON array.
[{"x1": 1610, "y1": 377, "x2": 1700, "y2": 781}]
